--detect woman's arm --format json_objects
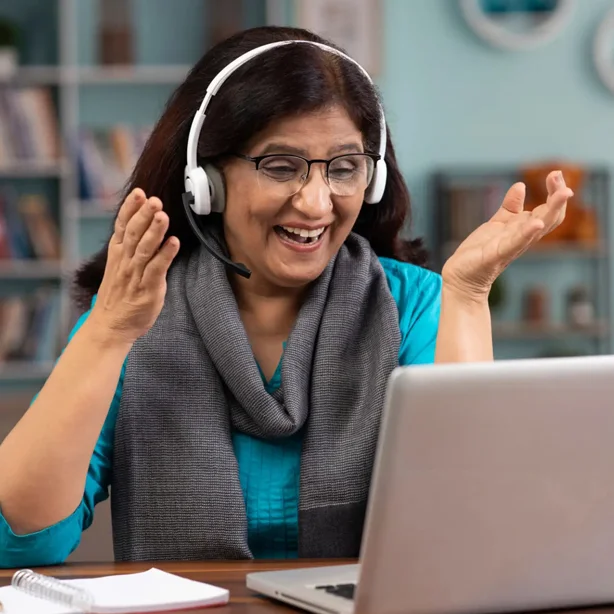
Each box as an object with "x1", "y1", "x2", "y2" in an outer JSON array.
[
  {"x1": 0, "y1": 359, "x2": 119, "y2": 568},
  {"x1": 434, "y1": 284, "x2": 492, "y2": 363},
  {"x1": 434, "y1": 172, "x2": 572, "y2": 364},
  {"x1": 0, "y1": 320, "x2": 130, "y2": 534},
  {"x1": 0, "y1": 188, "x2": 179, "y2": 535}
]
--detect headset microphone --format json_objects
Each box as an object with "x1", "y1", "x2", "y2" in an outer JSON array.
[
  {"x1": 182, "y1": 39, "x2": 388, "y2": 278},
  {"x1": 182, "y1": 193, "x2": 251, "y2": 278}
]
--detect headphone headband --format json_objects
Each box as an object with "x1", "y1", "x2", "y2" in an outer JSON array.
[
  {"x1": 185, "y1": 39, "x2": 387, "y2": 178},
  {"x1": 184, "y1": 39, "x2": 388, "y2": 223}
]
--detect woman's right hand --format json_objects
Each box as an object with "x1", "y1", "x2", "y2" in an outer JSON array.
[{"x1": 89, "y1": 188, "x2": 180, "y2": 345}]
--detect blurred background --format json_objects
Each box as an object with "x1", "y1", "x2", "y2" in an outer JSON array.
[
  {"x1": 0, "y1": 0, "x2": 613, "y2": 405},
  {"x1": 1, "y1": 0, "x2": 613, "y2": 563}
]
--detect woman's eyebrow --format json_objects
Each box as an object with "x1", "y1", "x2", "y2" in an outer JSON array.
[{"x1": 256, "y1": 141, "x2": 364, "y2": 156}]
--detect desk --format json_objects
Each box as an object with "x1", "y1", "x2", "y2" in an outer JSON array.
[
  {"x1": 3, "y1": 560, "x2": 614, "y2": 613},
  {"x1": 0, "y1": 559, "x2": 353, "y2": 613}
]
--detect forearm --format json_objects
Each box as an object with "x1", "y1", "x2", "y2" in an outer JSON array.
[
  {"x1": 0, "y1": 317, "x2": 131, "y2": 534},
  {"x1": 434, "y1": 284, "x2": 493, "y2": 363}
]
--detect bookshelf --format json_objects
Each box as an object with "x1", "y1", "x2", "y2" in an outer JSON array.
[
  {"x1": 432, "y1": 167, "x2": 612, "y2": 360},
  {"x1": 0, "y1": 0, "x2": 286, "y2": 390}
]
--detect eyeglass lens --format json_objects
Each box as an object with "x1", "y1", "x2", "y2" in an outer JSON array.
[{"x1": 255, "y1": 154, "x2": 375, "y2": 197}]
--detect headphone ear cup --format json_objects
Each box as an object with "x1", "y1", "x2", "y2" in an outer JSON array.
[
  {"x1": 184, "y1": 166, "x2": 212, "y2": 215},
  {"x1": 364, "y1": 159, "x2": 387, "y2": 204},
  {"x1": 204, "y1": 164, "x2": 226, "y2": 213}
]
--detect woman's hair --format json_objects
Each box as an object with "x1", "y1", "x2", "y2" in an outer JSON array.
[{"x1": 73, "y1": 25, "x2": 428, "y2": 310}]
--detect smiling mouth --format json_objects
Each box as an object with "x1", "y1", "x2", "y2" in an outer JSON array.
[{"x1": 274, "y1": 225, "x2": 328, "y2": 245}]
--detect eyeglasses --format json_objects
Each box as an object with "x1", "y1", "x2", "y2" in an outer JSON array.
[{"x1": 231, "y1": 152, "x2": 379, "y2": 198}]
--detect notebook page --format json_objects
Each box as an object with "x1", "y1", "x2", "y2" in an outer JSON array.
[
  {"x1": 0, "y1": 585, "x2": 77, "y2": 614},
  {"x1": 67, "y1": 568, "x2": 229, "y2": 613},
  {"x1": 0, "y1": 568, "x2": 228, "y2": 614}
]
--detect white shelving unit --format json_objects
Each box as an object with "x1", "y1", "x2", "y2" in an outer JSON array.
[{"x1": 0, "y1": 0, "x2": 285, "y2": 385}]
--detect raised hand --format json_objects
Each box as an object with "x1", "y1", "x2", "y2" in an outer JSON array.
[
  {"x1": 90, "y1": 188, "x2": 180, "y2": 344},
  {"x1": 441, "y1": 170, "x2": 574, "y2": 302}
]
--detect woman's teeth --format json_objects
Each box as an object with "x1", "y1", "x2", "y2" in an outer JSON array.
[{"x1": 275, "y1": 225, "x2": 326, "y2": 244}]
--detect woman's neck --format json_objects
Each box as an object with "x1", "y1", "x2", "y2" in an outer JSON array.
[
  {"x1": 230, "y1": 273, "x2": 307, "y2": 380},
  {"x1": 230, "y1": 273, "x2": 306, "y2": 336}
]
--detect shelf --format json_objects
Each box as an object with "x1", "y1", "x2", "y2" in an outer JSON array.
[
  {"x1": 493, "y1": 321, "x2": 610, "y2": 340},
  {"x1": 520, "y1": 242, "x2": 605, "y2": 258},
  {"x1": 0, "y1": 361, "x2": 55, "y2": 382},
  {"x1": 0, "y1": 160, "x2": 69, "y2": 178},
  {"x1": 443, "y1": 241, "x2": 606, "y2": 260},
  {"x1": 0, "y1": 261, "x2": 63, "y2": 279},
  {"x1": 0, "y1": 65, "x2": 192, "y2": 86},
  {"x1": 75, "y1": 65, "x2": 192, "y2": 84},
  {"x1": 75, "y1": 200, "x2": 117, "y2": 219},
  {"x1": 0, "y1": 66, "x2": 64, "y2": 85}
]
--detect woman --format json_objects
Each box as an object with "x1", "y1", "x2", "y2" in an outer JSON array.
[{"x1": 0, "y1": 26, "x2": 571, "y2": 567}]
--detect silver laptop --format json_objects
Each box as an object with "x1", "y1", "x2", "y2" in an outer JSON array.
[{"x1": 246, "y1": 354, "x2": 614, "y2": 614}]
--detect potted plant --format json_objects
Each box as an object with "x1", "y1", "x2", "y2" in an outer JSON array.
[{"x1": 0, "y1": 17, "x2": 19, "y2": 78}]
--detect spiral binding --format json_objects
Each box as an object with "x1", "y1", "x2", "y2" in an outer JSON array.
[{"x1": 12, "y1": 569, "x2": 95, "y2": 612}]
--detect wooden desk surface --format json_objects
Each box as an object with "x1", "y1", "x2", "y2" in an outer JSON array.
[
  {"x1": 3, "y1": 560, "x2": 614, "y2": 613},
  {"x1": 0, "y1": 559, "x2": 354, "y2": 613}
]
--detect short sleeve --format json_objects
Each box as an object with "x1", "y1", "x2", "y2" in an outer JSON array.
[{"x1": 380, "y1": 258, "x2": 442, "y2": 366}]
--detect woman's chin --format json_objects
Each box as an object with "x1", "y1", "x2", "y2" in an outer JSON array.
[{"x1": 269, "y1": 263, "x2": 329, "y2": 288}]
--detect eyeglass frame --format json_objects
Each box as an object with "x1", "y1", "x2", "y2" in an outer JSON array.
[{"x1": 229, "y1": 151, "x2": 381, "y2": 189}]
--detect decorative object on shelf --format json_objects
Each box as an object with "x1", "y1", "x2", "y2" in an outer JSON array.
[
  {"x1": 566, "y1": 285, "x2": 595, "y2": 328},
  {"x1": 295, "y1": 0, "x2": 381, "y2": 75},
  {"x1": 98, "y1": 0, "x2": 134, "y2": 65},
  {"x1": 0, "y1": 287, "x2": 62, "y2": 366},
  {"x1": 0, "y1": 187, "x2": 61, "y2": 263},
  {"x1": 521, "y1": 161, "x2": 599, "y2": 247},
  {"x1": 77, "y1": 124, "x2": 152, "y2": 204},
  {"x1": 459, "y1": 0, "x2": 575, "y2": 51},
  {"x1": 593, "y1": 5, "x2": 614, "y2": 97},
  {"x1": 0, "y1": 16, "x2": 19, "y2": 78},
  {"x1": 0, "y1": 86, "x2": 60, "y2": 165},
  {"x1": 522, "y1": 285, "x2": 549, "y2": 324},
  {"x1": 209, "y1": 0, "x2": 244, "y2": 46}
]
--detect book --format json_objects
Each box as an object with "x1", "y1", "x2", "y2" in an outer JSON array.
[{"x1": 0, "y1": 567, "x2": 229, "y2": 613}]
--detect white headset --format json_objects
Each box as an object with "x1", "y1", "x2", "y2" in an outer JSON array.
[{"x1": 183, "y1": 39, "x2": 388, "y2": 216}]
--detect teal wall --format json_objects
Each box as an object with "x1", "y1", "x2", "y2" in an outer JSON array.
[
  {"x1": 377, "y1": 0, "x2": 614, "y2": 241},
  {"x1": 2, "y1": 0, "x2": 613, "y2": 394},
  {"x1": 375, "y1": 0, "x2": 614, "y2": 358}
]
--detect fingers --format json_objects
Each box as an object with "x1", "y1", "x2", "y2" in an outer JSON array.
[
  {"x1": 491, "y1": 182, "x2": 526, "y2": 222},
  {"x1": 546, "y1": 170, "x2": 563, "y2": 197},
  {"x1": 131, "y1": 209, "x2": 170, "y2": 276},
  {"x1": 141, "y1": 236, "x2": 181, "y2": 287},
  {"x1": 533, "y1": 171, "x2": 574, "y2": 230},
  {"x1": 111, "y1": 188, "x2": 146, "y2": 245},
  {"x1": 107, "y1": 188, "x2": 180, "y2": 286},
  {"x1": 122, "y1": 197, "x2": 163, "y2": 258}
]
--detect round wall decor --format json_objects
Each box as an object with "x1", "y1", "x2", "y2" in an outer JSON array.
[{"x1": 459, "y1": 0, "x2": 575, "y2": 51}]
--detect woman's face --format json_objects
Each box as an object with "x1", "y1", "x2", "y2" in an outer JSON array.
[{"x1": 222, "y1": 105, "x2": 368, "y2": 289}]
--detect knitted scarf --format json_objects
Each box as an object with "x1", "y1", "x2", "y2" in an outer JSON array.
[{"x1": 111, "y1": 229, "x2": 400, "y2": 560}]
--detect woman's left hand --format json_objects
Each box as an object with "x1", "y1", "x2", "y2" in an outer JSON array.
[{"x1": 441, "y1": 169, "x2": 574, "y2": 303}]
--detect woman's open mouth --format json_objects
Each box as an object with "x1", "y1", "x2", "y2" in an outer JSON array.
[{"x1": 274, "y1": 225, "x2": 328, "y2": 250}]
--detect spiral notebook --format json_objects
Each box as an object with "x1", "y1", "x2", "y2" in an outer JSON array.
[{"x1": 0, "y1": 567, "x2": 229, "y2": 613}]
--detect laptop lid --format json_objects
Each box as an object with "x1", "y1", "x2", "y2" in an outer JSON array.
[{"x1": 356, "y1": 355, "x2": 614, "y2": 614}]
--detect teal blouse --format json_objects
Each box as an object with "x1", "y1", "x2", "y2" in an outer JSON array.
[{"x1": 0, "y1": 258, "x2": 441, "y2": 568}]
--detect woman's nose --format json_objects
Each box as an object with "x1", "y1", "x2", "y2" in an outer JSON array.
[{"x1": 292, "y1": 171, "x2": 333, "y2": 218}]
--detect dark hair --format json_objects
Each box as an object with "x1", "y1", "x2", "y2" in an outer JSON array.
[{"x1": 73, "y1": 26, "x2": 428, "y2": 310}]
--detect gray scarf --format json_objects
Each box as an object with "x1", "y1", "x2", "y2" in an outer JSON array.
[{"x1": 111, "y1": 228, "x2": 401, "y2": 561}]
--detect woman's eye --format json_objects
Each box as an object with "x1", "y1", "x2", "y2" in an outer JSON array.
[
  {"x1": 330, "y1": 166, "x2": 356, "y2": 179},
  {"x1": 265, "y1": 165, "x2": 297, "y2": 174}
]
